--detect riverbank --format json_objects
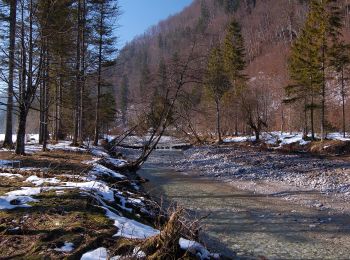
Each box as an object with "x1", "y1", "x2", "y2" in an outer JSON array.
[
  {"x1": 0, "y1": 142, "x2": 217, "y2": 259},
  {"x1": 175, "y1": 144, "x2": 350, "y2": 205},
  {"x1": 139, "y1": 148, "x2": 350, "y2": 259}
]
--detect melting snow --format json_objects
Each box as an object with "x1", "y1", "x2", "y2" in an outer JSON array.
[
  {"x1": 179, "y1": 238, "x2": 214, "y2": 260},
  {"x1": 89, "y1": 164, "x2": 125, "y2": 179},
  {"x1": 0, "y1": 187, "x2": 41, "y2": 210},
  {"x1": 26, "y1": 175, "x2": 60, "y2": 186},
  {"x1": 103, "y1": 205, "x2": 159, "y2": 239},
  {"x1": 54, "y1": 242, "x2": 74, "y2": 252},
  {"x1": 0, "y1": 173, "x2": 23, "y2": 178},
  {"x1": 81, "y1": 247, "x2": 107, "y2": 260}
]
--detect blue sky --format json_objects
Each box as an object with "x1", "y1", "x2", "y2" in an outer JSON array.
[{"x1": 117, "y1": 0, "x2": 193, "y2": 49}]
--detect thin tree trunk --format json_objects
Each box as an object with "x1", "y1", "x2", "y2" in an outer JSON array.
[
  {"x1": 235, "y1": 103, "x2": 238, "y2": 136},
  {"x1": 311, "y1": 97, "x2": 315, "y2": 140},
  {"x1": 79, "y1": 0, "x2": 86, "y2": 144},
  {"x1": 215, "y1": 99, "x2": 222, "y2": 143},
  {"x1": 73, "y1": 0, "x2": 82, "y2": 146},
  {"x1": 94, "y1": 7, "x2": 104, "y2": 146},
  {"x1": 321, "y1": 44, "x2": 326, "y2": 141},
  {"x1": 3, "y1": 0, "x2": 17, "y2": 148},
  {"x1": 303, "y1": 98, "x2": 308, "y2": 139},
  {"x1": 42, "y1": 45, "x2": 49, "y2": 151},
  {"x1": 342, "y1": 68, "x2": 346, "y2": 138}
]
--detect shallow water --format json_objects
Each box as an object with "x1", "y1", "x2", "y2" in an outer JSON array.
[{"x1": 139, "y1": 150, "x2": 350, "y2": 259}]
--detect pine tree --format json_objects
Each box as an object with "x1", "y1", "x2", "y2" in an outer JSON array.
[
  {"x1": 223, "y1": 19, "x2": 246, "y2": 82},
  {"x1": 92, "y1": 0, "x2": 119, "y2": 145},
  {"x1": 286, "y1": 0, "x2": 342, "y2": 140},
  {"x1": 222, "y1": 19, "x2": 246, "y2": 136},
  {"x1": 205, "y1": 46, "x2": 231, "y2": 143}
]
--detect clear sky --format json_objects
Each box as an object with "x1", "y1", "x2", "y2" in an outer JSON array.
[{"x1": 117, "y1": 0, "x2": 193, "y2": 49}]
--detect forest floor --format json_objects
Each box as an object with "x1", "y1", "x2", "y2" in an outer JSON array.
[{"x1": 0, "y1": 142, "x2": 164, "y2": 259}]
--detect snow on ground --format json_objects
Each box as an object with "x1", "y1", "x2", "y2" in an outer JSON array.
[
  {"x1": 0, "y1": 140, "x2": 164, "y2": 258},
  {"x1": 106, "y1": 207, "x2": 160, "y2": 239},
  {"x1": 179, "y1": 238, "x2": 218, "y2": 260},
  {"x1": 54, "y1": 242, "x2": 74, "y2": 252},
  {"x1": 0, "y1": 173, "x2": 23, "y2": 178},
  {"x1": 0, "y1": 187, "x2": 41, "y2": 210},
  {"x1": 0, "y1": 134, "x2": 39, "y2": 143},
  {"x1": 224, "y1": 132, "x2": 350, "y2": 147},
  {"x1": 81, "y1": 247, "x2": 108, "y2": 260},
  {"x1": 26, "y1": 175, "x2": 60, "y2": 186},
  {"x1": 89, "y1": 164, "x2": 125, "y2": 179}
]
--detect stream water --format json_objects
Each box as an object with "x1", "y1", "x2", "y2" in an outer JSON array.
[{"x1": 139, "y1": 150, "x2": 350, "y2": 259}]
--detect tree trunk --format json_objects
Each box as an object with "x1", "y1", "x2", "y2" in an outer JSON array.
[
  {"x1": 311, "y1": 99, "x2": 315, "y2": 140},
  {"x1": 215, "y1": 100, "x2": 222, "y2": 143},
  {"x1": 42, "y1": 46, "x2": 49, "y2": 151},
  {"x1": 73, "y1": 0, "x2": 82, "y2": 146},
  {"x1": 235, "y1": 103, "x2": 238, "y2": 136},
  {"x1": 303, "y1": 99, "x2": 308, "y2": 139},
  {"x1": 79, "y1": 0, "x2": 86, "y2": 144},
  {"x1": 320, "y1": 44, "x2": 326, "y2": 142},
  {"x1": 3, "y1": 0, "x2": 17, "y2": 148},
  {"x1": 342, "y1": 68, "x2": 346, "y2": 138},
  {"x1": 255, "y1": 128, "x2": 260, "y2": 142},
  {"x1": 15, "y1": 108, "x2": 27, "y2": 155},
  {"x1": 94, "y1": 7, "x2": 104, "y2": 146}
]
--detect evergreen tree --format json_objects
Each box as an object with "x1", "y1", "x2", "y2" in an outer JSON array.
[
  {"x1": 223, "y1": 19, "x2": 246, "y2": 86},
  {"x1": 205, "y1": 46, "x2": 231, "y2": 143},
  {"x1": 92, "y1": 0, "x2": 119, "y2": 145},
  {"x1": 286, "y1": 0, "x2": 342, "y2": 140},
  {"x1": 222, "y1": 19, "x2": 246, "y2": 136}
]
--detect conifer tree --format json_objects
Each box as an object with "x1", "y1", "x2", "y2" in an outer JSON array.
[
  {"x1": 205, "y1": 46, "x2": 230, "y2": 143},
  {"x1": 286, "y1": 0, "x2": 342, "y2": 140},
  {"x1": 222, "y1": 19, "x2": 246, "y2": 136},
  {"x1": 91, "y1": 0, "x2": 119, "y2": 145}
]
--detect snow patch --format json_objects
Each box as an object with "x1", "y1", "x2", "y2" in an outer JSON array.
[
  {"x1": 54, "y1": 242, "x2": 74, "y2": 252},
  {"x1": 26, "y1": 175, "x2": 60, "y2": 186},
  {"x1": 81, "y1": 247, "x2": 107, "y2": 260}
]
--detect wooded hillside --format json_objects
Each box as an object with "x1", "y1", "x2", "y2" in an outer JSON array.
[{"x1": 114, "y1": 0, "x2": 350, "y2": 141}]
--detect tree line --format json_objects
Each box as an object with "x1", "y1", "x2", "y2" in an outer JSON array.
[
  {"x1": 115, "y1": 0, "x2": 350, "y2": 144},
  {"x1": 0, "y1": 0, "x2": 120, "y2": 154}
]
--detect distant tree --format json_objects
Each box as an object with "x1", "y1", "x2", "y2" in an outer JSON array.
[
  {"x1": 139, "y1": 62, "x2": 151, "y2": 95},
  {"x1": 286, "y1": 0, "x2": 342, "y2": 140},
  {"x1": 222, "y1": 19, "x2": 246, "y2": 135},
  {"x1": 120, "y1": 74, "x2": 129, "y2": 126},
  {"x1": 157, "y1": 58, "x2": 168, "y2": 96},
  {"x1": 329, "y1": 41, "x2": 350, "y2": 137},
  {"x1": 205, "y1": 46, "x2": 231, "y2": 143},
  {"x1": 217, "y1": 0, "x2": 240, "y2": 13},
  {"x1": 197, "y1": 0, "x2": 210, "y2": 33}
]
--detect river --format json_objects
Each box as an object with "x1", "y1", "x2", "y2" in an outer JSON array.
[{"x1": 139, "y1": 149, "x2": 350, "y2": 259}]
